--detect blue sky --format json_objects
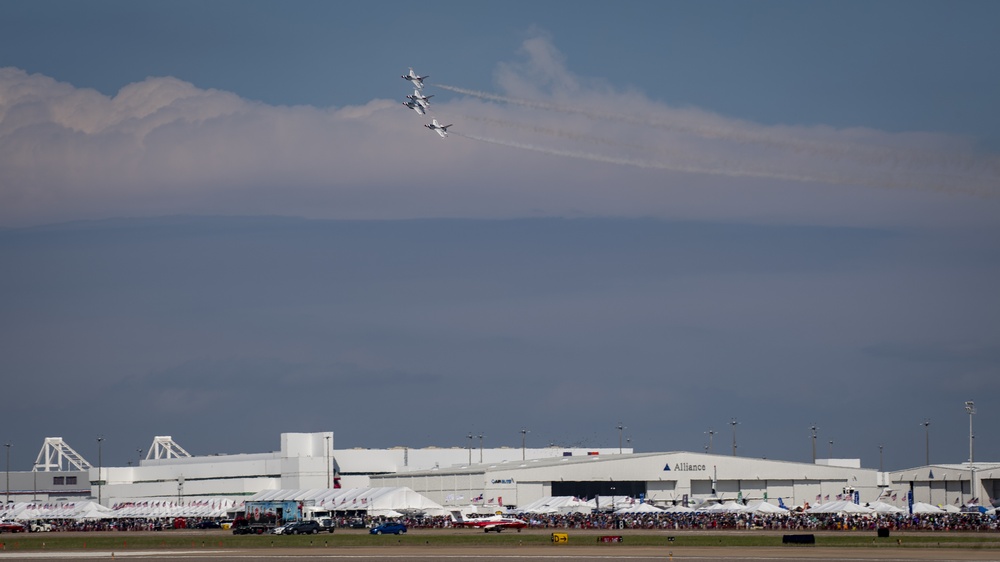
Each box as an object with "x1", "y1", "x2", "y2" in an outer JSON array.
[{"x1": 0, "y1": 1, "x2": 998, "y2": 470}]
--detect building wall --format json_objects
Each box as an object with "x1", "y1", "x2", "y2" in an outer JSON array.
[
  {"x1": 373, "y1": 452, "x2": 883, "y2": 509},
  {"x1": 2, "y1": 470, "x2": 90, "y2": 502},
  {"x1": 889, "y1": 463, "x2": 1000, "y2": 506}
]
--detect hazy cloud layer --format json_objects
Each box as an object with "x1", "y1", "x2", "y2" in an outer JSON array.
[
  {"x1": 1, "y1": 217, "x2": 997, "y2": 467},
  {"x1": 2, "y1": 37, "x2": 999, "y2": 228}
]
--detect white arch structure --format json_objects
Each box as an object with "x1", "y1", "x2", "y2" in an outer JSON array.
[
  {"x1": 33, "y1": 437, "x2": 93, "y2": 471},
  {"x1": 146, "y1": 436, "x2": 192, "y2": 460}
]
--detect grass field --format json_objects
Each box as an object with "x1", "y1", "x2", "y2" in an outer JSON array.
[{"x1": 2, "y1": 530, "x2": 999, "y2": 552}]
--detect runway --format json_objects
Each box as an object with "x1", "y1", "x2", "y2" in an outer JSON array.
[{"x1": 3, "y1": 547, "x2": 999, "y2": 561}]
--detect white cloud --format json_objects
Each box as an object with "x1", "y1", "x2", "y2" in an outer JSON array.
[{"x1": 1, "y1": 36, "x2": 998, "y2": 227}]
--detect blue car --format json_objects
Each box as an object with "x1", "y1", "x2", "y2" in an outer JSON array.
[{"x1": 369, "y1": 522, "x2": 407, "y2": 535}]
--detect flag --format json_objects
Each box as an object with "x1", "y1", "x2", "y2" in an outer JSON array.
[
  {"x1": 891, "y1": 493, "x2": 897, "y2": 501},
  {"x1": 778, "y1": 498, "x2": 786, "y2": 509},
  {"x1": 824, "y1": 495, "x2": 829, "y2": 501},
  {"x1": 816, "y1": 494, "x2": 821, "y2": 501},
  {"x1": 473, "y1": 494, "x2": 483, "y2": 502},
  {"x1": 836, "y1": 494, "x2": 843, "y2": 500}
]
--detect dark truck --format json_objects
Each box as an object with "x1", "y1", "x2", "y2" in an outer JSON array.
[{"x1": 232, "y1": 514, "x2": 279, "y2": 535}]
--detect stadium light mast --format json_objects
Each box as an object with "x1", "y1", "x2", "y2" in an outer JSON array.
[
  {"x1": 478, "y1": 434, "x2": 484, "y2": 463},
  {"x1": 4, "y1": 442, "x2": 10, "y2": 505},
  {"x1": 921, "y1": 419, "x2": 931, "y2": 465},
  {"x1": 520, "y1": 428, "x2": 529, "y2": 461},
  {"x1": 965, "y1": 401, "x2": 976, "y2": 503},
  {"x1": 466, "y1": 433, "x2": 473, "y2": 465},
  {"x1": 730, "y1": 418, "x2": 739, "y2": 456},
  {"x1": 705, "y1": 429, "x2": 716, "y2": 454},
  {"x1": 828, "y1": 440, "x2": 834, "y2": 459},
  {"x1": 616, "y1": 422, "x2": 626, "y2": 454},
  {"x1": 879, "y1": 444, "x2": 884, "y2": 472},
  {"x1": 96, "y1": 436, "x2": 104, "y2": 505},
  {"x1": 325, "y1": 435, "x2": 332, "y2": 488},
  {"x1": 810, "y1": 425, "x2": 818, "y2": 463}
]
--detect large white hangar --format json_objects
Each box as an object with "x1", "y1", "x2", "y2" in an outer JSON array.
[
  {"x1": 889, "y1": 463, "x2": 1000, "y2": 508},
  {"x1": 83, "y1": 432, "x2": 628, "y2": 504},
  {"x1": 370, "y1": 451, "x2": 884, "y2": 509}
]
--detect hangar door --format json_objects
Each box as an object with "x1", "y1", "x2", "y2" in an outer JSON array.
[{"x1": 552, "y1": 481, "x2": 647, "y2": 499}]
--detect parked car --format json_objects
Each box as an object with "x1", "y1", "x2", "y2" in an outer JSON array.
[
  {"x1": 30, "y1": 521, "x2": 53, "y2": 532},
  {"x1": 285, "y1": 520, "x2": 321, "y2": 535},
  {"x1": 270, "y1": 522, "x2": 294, "y2": 535},
  {"x1": 369, "y1": 522, "x2": 407, "y2": 535},
  {"x1": 0, "y1": 521, "x2": 26, "y2": 533},
  {"x1": 317, "y1": 518, "x2": 336, "y2": 533},
  {"x1": 347, "y1": 518, "x2": 367, "y2": 529},
  {"x1": 196, "y1": 520, "x2": 221, "y2": 529}
]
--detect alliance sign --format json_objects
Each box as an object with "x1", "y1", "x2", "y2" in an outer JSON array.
[{"x1": 664, "y1": 462, "x2": 707, "y2": 471}]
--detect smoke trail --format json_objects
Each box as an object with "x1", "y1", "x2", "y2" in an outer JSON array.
[
  {"x1": 455, "y1": 132, "x2": 846, "y2": 184},
  {"x1": 450, "y1": 112, "x2": 648, "y2": 152},
  {"x1": 437, "y1": 83, "x2": 999, "y2": 195},
  {"x1": 453, "y1": 132, "x2": 986, "y2": 196},
  {"x1": 435, "y1": 83, "x2": 1000, "y2": 182}
]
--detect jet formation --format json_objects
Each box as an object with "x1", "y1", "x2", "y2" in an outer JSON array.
[{"x1": 400, "y1": 68, "x2": 453, "y2": 138}]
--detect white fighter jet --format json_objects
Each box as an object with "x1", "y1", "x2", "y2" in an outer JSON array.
[
  {"x1": 401, "y1": 68, "x2": 428, "y2": 89},
  {"x1": 424, "y1": 118, "x2": 453, "y2": 138},
  {"x1": 406, "y1": 89, "x2": 434, "y2": 109},
  {"x1": 402, "y1": 100, "x2": 427, "y2": 115}
]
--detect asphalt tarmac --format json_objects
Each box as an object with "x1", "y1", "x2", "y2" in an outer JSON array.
[{"x1": 3, "y1": 546, "x2": 1000, "y2": 561}]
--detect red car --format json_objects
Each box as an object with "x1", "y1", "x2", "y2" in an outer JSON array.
[{"x1": 0, "y1": 521, "x2": 26, "y2": 533}]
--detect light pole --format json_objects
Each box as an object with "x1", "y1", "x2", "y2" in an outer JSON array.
[
  {"x1": 466, "y1": 433, "x2": 473, "y2": 465},
  {"x1": 921, "y1": 419, "x2": 931, "y2": 465},
  {"x1": 137, "y1": 448, "x2": 143, "y2": 465},
  {"x1": 520, "y1": 428, "x2": 529, "y2": 461},
  {"x1": 96, "y1": 436, "x2": 104, "y2": 505},
  {"x1": 879, "y1": 444, "x2": 884, "y2": 472},
  {"x1": 4, "y1": 442, "x2": 10, "y2": 505},
  {"x1": 965, "y1": 401, "x2": 976, "y2": 503},
  {"x1": 616, "y1": 422, "x2": 626, "y2": 454},
  {"x1": 730, "y1": 418, "x2": 738, "y2": 456},
  {"x1": 478, "y1": 434, "x2": 484, "y2": 463},
  {"x1": 810, "y1": 425, "x2": 818, "y2": 463},
  {"x1": 325, "y1": 435, "x2": 332, "y2": 488},
  {"x1": 828, "y1": 440, "x2": 834, "y2": 459},
  {"x1": 705, "y1": 429, "x2": 716, "y2": 454}
]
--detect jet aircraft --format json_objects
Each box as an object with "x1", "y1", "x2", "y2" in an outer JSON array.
[
  {"x1": 402, "y1": 68, "x2": 428, "y2": 89},
  {"x1": 402, "y1": 100, "x2": 427, "y2": 115},
  {"x1": 449, "y1": 511, "x2": 526, "y2": 533},
  {"x1": 425, "y1": 118, "x2": 453, "y2": 138},
  {"x1": 406, "y1": 89, "x2": 434, "y2": 109}
]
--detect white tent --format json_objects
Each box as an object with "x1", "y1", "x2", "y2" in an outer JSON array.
[
  {"x1": 940, "y1": 504, "x2": 961, "y2": 513},
  {"x1": 868, "y1": 501, "x2": 905, "y2": 514},
  {"x1": 807, "y1": 501, "x2": 873, "y2": 514},
  {"x1": 662, "y1": 504, "x2": 696, "y2": 513},
  {"x1": 615, "y1": 502, "x2": 664, "y2": 514},
  {"x1": 247, "y1": 487, "x2": 445, "y2": 517},
  {"x1": 746, "y1": 501, "x2": 789, "y2": 515},
  {"x1": 518, "y1": 496, "x2": 592, "y2": 515},
  {"x1": 911, "y1": 502, "x2": 944, "y2": 514}
]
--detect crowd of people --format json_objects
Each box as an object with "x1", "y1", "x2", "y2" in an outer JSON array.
[
  {"x1": 9, "y1": 511, "x2": 999, "y2": 533},
  {"x1": 390, "y1": 511, "x2": 1000, "y2": 533}
]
